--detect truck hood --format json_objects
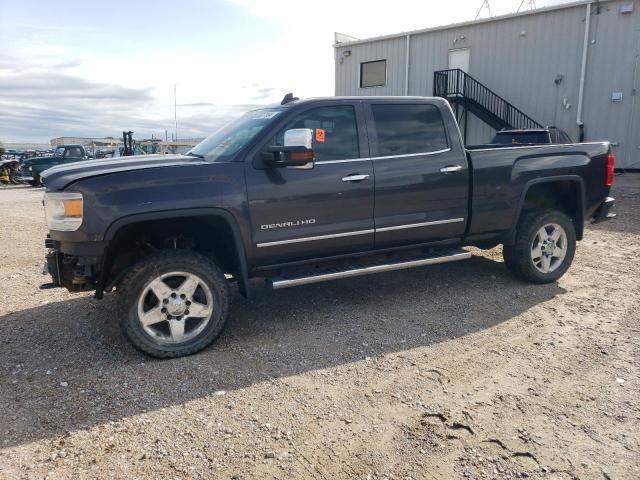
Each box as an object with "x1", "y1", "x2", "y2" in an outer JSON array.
[{"x1": 42, "y1": 154, "x2": 203, "y2": 190}]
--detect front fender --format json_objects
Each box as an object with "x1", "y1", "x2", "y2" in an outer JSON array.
[{"x1": 103, "y1": 208, "x2": 250, "y2": 299}]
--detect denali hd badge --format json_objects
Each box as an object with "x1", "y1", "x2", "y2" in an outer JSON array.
[{"x1": 260, "y1": 219, "x2": 316, "y2": 230}]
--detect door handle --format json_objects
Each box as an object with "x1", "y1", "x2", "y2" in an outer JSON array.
[
  {"x1": 341, "y1": 174, "x2": 370, "y2": 183},
  {"x1": 440, "y1": 165, "x2": 463, "y2": 173}
]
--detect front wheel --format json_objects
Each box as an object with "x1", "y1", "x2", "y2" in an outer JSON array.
[
  {"x1": 503, "y1": 210, "x2": 576, "y2": 284},
  {"x1": 118, "y1": 250, "x2": 229, "y2": 358}
]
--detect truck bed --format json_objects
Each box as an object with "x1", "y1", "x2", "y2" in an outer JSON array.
[{"x1": 466, "y1": 142, "x2": 611, "y2": 239}]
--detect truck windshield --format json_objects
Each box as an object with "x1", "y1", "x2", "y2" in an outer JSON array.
[
  {"x1": 188, "y1": 107, "x2": 285, "y2": 161},
  {"x1": 491, "y1": 132, "x2": 550, "y2": 145},
  {"x1": 53, "y1": 147, "x2": 66, "y2": 156}
]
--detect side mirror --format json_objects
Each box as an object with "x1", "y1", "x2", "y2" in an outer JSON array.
[{"x1": 265, "y1": 128, "x2": 314, "y2": 169}]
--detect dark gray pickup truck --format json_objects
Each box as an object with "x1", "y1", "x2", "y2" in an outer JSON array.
[{"x1": 41, "y1": 95, "x2": 616, "y2": 358}]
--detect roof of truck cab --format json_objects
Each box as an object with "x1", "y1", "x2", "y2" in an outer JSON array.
[{"x1": 266, "y1": 96, "x2": 448, "y2": 108}]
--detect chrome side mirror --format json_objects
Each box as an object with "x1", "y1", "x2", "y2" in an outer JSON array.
[
  {"x1": 266, "y1": 128, "x2": 315, "y2": 169},
  {"x1": 283, "y1": 128, "x2": 313, "y2": 149}
]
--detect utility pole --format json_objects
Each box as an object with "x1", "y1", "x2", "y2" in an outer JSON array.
[
  {"x1": 174, "y1": 84, "x2": 178, "y2": 145},
  {"x1": 475, "y1": 0, "x2": 492, "y2": 20}
]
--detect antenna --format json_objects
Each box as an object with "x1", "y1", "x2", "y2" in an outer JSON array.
[
  {"x1": 517, "y1": 0, "x2": 537, "y2": 12},
  {"x1": 280, "y1": 92, "x2": 299, "y2": 105},
  {"x1": 475, "y1": 0, "x2": 492, "y2": 20}
]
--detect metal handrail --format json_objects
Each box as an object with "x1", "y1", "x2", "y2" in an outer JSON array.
[{"x1": 433, "y1": 69, "x2": 542, "y2": 129}]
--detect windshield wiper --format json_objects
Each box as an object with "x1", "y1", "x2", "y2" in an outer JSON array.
[{"x1": 186, "y1": 152, "x2": 204, "y2": 159}]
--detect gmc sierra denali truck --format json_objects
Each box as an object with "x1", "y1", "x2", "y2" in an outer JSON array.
[{"x1": 41, "y1": 95, "x2": 616, "y2": 358}]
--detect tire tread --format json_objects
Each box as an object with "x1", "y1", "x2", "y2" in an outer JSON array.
[{"x1": 503, "y1": 209, "x2": 576, "y2": 284}]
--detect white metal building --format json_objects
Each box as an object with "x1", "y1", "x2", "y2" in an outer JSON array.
[{"x1": 334, "y1": 0, "x2": 640, "y2": 169}]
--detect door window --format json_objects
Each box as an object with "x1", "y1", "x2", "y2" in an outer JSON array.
[
  {"x1": 273, "y1": 106, "x2": 359, "y2": 162},
  {"x1": 370, "y1": 104, "x2": 449, "y2": 157}
]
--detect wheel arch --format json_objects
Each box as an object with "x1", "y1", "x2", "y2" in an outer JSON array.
[
  {"x1": 102, "y1": 208, "x2": 250, "y2": 299},
  {"x1": 505, "y1": 175, "x2": 585, "y2": 245}
]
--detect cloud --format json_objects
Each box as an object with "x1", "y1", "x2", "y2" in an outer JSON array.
[
  {"x1": 0, "y1": 56, "x2": 269, "y2": 142},
  {"x1": 1, "y1": 0, "x2": 574, "y2": 142},
  {"x1": 0, "y1": 72, "x2": 154, "y2": 101},
  {"x1": 250, "y1": 87, "x2": 275, "y2": 100},
  {"x1": 177, "y1": 102, "x2": 215, "y2": 107},
  {"x1": 0, "y1": 98, "x2": 250, "y2": 142}
]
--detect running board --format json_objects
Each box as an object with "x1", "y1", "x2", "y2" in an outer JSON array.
[{"x1": 270, "y1": 249, "x2": 471, "y2": 290}]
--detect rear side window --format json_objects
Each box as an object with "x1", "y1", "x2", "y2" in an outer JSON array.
[
  {"x1": 370, "y1": 104, "x2": 449, "y2": 157},
  {"x1": 273, "y1": 105, "x2": 359, "y2": 162},
  {"x1": 65, "y1": 147, "x2": 82, "y2": 157}
]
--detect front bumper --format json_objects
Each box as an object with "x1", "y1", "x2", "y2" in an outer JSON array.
[
  {"x1": 42, "y1": 236, "x2": 106, "y2": 293},
  {"x1": 591, "y1": 196, "x2": 616, "y2": 224},
  {"x1": 16, "y1": 175, "x2": 35, "y2": 183}
]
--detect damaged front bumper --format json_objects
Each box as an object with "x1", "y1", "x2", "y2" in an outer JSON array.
[{"x1": 41, "y1": 236, "x2": 106, "y2": 294}]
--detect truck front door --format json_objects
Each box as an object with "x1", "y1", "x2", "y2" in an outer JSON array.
[
  {"x1": 245, "y1": 102, "x2": 374, "y2": 266},
  {"x1": 365, "y1": 100, "x2": 469, "y2": 248}
]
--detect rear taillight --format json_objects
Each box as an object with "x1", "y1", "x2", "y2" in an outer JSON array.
[{"x1": 606, "y1": 153, "x2": 615, "y2": 187}]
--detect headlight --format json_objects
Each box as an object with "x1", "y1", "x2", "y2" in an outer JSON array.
[{"x1": 44, "y1": 192, "x2": 83, "y2": 231}]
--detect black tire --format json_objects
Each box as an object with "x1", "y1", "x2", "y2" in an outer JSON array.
[
  {"x1": 503, "y1": 210, "x2": 576, "y2": 284},
  {"x1": 28, "y1": 180, "x2": 39, "y2": 187},
  {"x1": 118, "y1": 250, "x2": 229, "y2": 358}
]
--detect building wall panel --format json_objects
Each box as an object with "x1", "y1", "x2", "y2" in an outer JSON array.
[{"x1": 334, "y1": 0, "x2": 639, "y2": 167}]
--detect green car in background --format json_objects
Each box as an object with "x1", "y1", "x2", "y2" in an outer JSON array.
[{"x1": 18, "y1": 145, "x2": 88, "y2": 186}]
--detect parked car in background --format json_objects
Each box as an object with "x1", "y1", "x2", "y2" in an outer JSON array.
[
  {"x1": 41, "y1": 95, "x2": 615, "y2": 358},
  {"x1": 490, "y1": 126, "x2": 573, "y2": 145},
  {"x1": 17, "y1": 145, "x2": 88, "y2": 186}
]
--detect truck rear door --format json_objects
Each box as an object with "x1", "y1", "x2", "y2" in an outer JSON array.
[{"x1": 365, "y1": 100, "x2": 469, "y2": 247}]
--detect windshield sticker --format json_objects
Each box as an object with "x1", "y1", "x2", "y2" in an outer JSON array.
[
  {"x1": 315, "y1": 128, "x2": 326, "y2": 143},
  {"x1": 250, "y1": 111, "x2": 281, "y2": 120}
]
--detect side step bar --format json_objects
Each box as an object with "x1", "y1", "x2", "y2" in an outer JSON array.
[{"x1": 270, "y1": 249, "x2": 471, "y2": 290}]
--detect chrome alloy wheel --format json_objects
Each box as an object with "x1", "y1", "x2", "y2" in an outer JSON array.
[
  {"x1": 137, "y1": 271, "x2": 213, "y2": 344},
  {"x1": 530, "y1": 223, "x2": 568, "y2": 274}
]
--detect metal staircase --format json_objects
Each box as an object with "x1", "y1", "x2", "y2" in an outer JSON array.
[{"x1": 433, "y1": 69, "x2": 542, "y2": 141}]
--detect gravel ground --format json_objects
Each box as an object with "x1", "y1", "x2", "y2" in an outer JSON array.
[{"x1": 0, "y1": 176, "x2": 639, "y2": 480}]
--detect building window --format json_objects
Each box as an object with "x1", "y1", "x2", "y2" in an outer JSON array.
[{"x1": 360, "y1": 60, "x2": 386, "y2": 88}]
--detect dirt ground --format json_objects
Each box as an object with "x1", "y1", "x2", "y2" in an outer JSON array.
[{"x1": 0, "y1": 175, "x2": 638, "y2": 480}]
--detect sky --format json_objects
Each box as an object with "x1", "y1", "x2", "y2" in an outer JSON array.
[{"x1": 0, "y1": 0, "x2": 572, "y2": 143}]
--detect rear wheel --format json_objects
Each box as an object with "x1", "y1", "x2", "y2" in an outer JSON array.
[
  {"x1": 503, "y1": 210, "x2": 576, "y2": 284},
  {"x1": 118, "y1": 250, "x2": 229, "y2": 358}
]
